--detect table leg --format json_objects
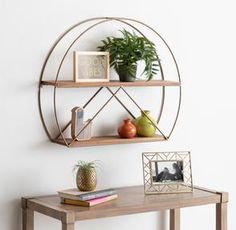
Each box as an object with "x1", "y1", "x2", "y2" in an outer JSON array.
[
  {"x1": 22, "y1": 208, "x2": 34, "y2": 230},
  {"x1": 62, "y1": 223, "x2": 75, "y2": 230},
  {"x1": 216, "y1": 202, "x2": 227, "y2": 230},
  {"x1": 170, "y1": 208, "x2": 180, "y2": 230}
]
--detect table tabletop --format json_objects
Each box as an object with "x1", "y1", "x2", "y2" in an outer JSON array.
[{"x1": 23, "y1": 185, "x2": 226, "y2": 221}]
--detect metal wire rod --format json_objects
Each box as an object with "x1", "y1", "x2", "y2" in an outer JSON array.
[
  {"x1": 106, "y1": 87, "x2": 136, "y2": 119},
  {"x1": 54, "y1": 87, "x2": 104, "y2": 140},
  {"x1": 83, "y1": 87, "x2": 104, "y2": 108},
  {"x1": 55, "y1": 121, "x2": 71, "y2": 140},
  {"x1": 69, "y1": 87, "x2": 122, "y2": 147},
  {"x1": 53, "y1": 20, "x2": 111, "y2": 147}
]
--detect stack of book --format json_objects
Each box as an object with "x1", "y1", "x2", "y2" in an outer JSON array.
[{"x1": 58, "y1": 188, "x2": 118, "y2": 207}]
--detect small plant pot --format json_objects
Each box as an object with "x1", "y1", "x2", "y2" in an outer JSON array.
[
  {"x1": 117, "y1": 65, "x2": 137, "y2": 82},
  {"x1": 76, "y1": 168, "x2": 97, "y2": 191}
]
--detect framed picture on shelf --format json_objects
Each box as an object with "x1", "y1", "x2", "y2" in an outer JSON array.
[
  {"x1": 73, "y1": 51, "x2": 110, "y2": 82},
  {"x1": 142, "y1": 151, "x2": 193, "y2": 194}
]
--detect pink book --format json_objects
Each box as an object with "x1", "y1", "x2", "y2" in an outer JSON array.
[{"x1": 61, "y1": 194, "x2": 118, "y2": 207}]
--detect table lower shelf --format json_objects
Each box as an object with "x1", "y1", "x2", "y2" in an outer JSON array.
[{"x1": 53, "y1": 134, "x2": 166, "y2": 147}]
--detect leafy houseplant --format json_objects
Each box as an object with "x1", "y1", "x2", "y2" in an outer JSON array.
[
  {"x1": 73, "y1": 161, "x2": 99, "y2": 191},
  {"x1": 98, "y1": 29, "x2": 159, "y2": 82}
]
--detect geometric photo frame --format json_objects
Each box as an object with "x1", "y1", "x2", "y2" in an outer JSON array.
[{"x1": 142, "y1": 151, "x2": 193, "y2": 194}]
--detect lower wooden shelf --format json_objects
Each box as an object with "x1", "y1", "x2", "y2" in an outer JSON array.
[{"x1": 53, "y1": 135, "x2": 166, "y2": 147}]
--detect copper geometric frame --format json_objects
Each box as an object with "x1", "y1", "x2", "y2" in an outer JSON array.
[
  {"x1": 38, "y1": 17, "x2": 182, "y2": 147},
  {"x1": 142, "y1": 151, "x2": 193, "y2": 194}
]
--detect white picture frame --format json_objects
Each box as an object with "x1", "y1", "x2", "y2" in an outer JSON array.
[
  {"x1": 142, "y1": 151, "x2": 193, "y2": 194},
  {"x1": 73, "y1": 51, "x2": 110, "y2": 82}
]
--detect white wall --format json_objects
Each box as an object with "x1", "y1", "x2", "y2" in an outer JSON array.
[{"x1": 1, "y1": 0, "x2": 235, "y2": 229}]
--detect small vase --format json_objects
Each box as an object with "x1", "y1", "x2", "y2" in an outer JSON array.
[
  {"x1": 76, "y1": 168, "x2": 97, "y2": 191},
  {"x1": 117, "y1": 65, "x2": 137, "y2": 82},
  {"x1": 134, "y1": 110, "x2": 156, "y2": 137},
  {"x1": 118, "y1": 119, "x2": 137, "y2": 138}
]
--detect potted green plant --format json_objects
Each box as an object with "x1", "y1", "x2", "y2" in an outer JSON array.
[
  {"x1": 73, "y1": 161, "x2": 99, "y2": 191},
  {"x1": 97, "y1": 29, "x2": 159, "y2": 82}
]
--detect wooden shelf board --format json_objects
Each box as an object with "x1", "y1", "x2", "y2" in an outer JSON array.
[
  {"x1": 54, "y1": 135, "x2": 166, "y2": 147},
  {"x1": 41, "y1": 80, "x2": 180, "y2": 88}
]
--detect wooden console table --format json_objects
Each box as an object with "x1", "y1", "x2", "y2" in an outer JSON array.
[{"x1": 21, "y1": 185, "x2": 228, "y2": 230}]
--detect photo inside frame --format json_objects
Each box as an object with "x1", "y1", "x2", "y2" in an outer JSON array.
[{"x1": 151, "y1": 160, "x2": 184, "y2": 183}]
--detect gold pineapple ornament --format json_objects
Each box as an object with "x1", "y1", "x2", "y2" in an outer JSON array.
[{"x1": 74, "y1": 161, "x2": 98, "y2": 191}]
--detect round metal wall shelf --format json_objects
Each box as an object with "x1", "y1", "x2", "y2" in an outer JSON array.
[{"x1": 38, "y1": 17, "x2": 181, "y2": 148}]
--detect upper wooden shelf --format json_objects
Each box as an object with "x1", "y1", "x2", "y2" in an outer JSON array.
[{"x1": 41, "y1": 80, "x2": 180, "y2": 88}]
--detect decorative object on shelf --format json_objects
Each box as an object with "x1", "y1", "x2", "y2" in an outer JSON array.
[
  {"x1": 97, "y1": 29, "x2": 159, "y2": 82},
  {"x1": 134, "y1": 110, "x2": 156, "y2": 137},
  {"x1": 142, "y1": 151, "x2": 193, "y2": 194},
  {"x1": 73, "y1": 51, "x2": 110, "y2": 82},
  {"x1": 58, "y1": 188, "x2": 118, "y2": 207},
  {"x1": 118, "y1": 118, "x2": 137, "y2": 138},
  {"x1": 60, "y1": 194, "x2": 118, "y2": 207},
  {"x1": 58, "y1": 188, "x2": 117, "y2": 201},
  {"x1": 74, "y1": 161, "x2": 98, "y2": 191},
  {"x1": 71, "y1": 107, "x2": 92, "y2": 141}
]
